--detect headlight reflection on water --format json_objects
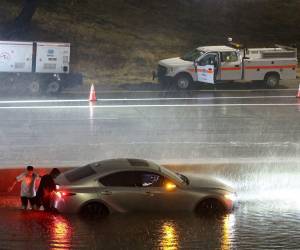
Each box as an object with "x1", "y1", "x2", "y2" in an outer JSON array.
[
  {"x1": 160, "y1": 221, "x2": 179, "y2": 250},
  {"x1": 222, "y1": 214, "x2": 236, "y2": 250}
]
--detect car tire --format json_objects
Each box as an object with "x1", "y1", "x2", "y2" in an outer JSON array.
[
  {"x1": 195, "y1": 198, "x2": 226, "y2": 215},
  {"x1": 174, "y1": 74, "x2": 193, "y2": 90},
  {"x1": 46, "y1": 81, "x2": 61, "y2": 94},
  {"x1": 80, "y1": 202, "x2": 109, "y2": 219},
  {"x1": 264, "y1": 73, "x2": 279, "y2": 88}
]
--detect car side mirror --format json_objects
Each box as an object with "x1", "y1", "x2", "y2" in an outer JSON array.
[{"x1": 165, "y1": 182, "x2": 176, "y2": 191}]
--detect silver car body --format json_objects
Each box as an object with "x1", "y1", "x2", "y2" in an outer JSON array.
[{"x1": 54, "y1": 159, "x2": 237, "y2": 214}]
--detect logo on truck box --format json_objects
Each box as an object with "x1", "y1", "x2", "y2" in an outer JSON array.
[{"x1": 0, "y1": 52, "x2": 11, "y2": 64}]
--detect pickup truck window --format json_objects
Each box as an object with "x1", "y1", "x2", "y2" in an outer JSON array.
[
  {"x1": 198, "y1": 54, "x2": 218, "y2": 66},
  {"x1": 221, "y1": 52, "x2": 238, "y2": 62},
  {"x1": 181, "y1": 49, "x2": 204, "y2": 62}
]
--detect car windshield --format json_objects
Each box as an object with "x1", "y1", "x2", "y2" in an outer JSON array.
[
  {"x1": 157, "y1": 164, "x2": 186, "y2": 185},
  {"x1": 181, "y1": 49, "x2": 204, "y2": 61},
  {"x1": 176, "y1": 173, "x2": 190, "y2": 185}
]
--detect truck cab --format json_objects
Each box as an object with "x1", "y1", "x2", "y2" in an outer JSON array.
[{"x1": 156, "y1": 45, "x2": 297, "y2": 89}]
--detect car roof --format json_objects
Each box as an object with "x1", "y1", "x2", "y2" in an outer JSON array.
[
  {"x1": 88, "y1": 158, "x2": 161, "y2": 173},
  {"x1": 197, "y1": 45, "x2": 237, "y2": 52},
  {"x1": 57, "y1": 158, "x2": 184, "y2": 185}
]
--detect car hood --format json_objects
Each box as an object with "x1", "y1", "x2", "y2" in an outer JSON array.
[
  {"x1": 184, "y1": 174, "x2": 234, "y2": 192},
  {"x1": 159, "y1": 57, "x2": 193, "y2": 68}
]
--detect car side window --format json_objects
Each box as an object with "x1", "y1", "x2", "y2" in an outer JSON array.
[
  {"x1": 135, "y1": 171, "x2": 166, "y2": 188},
  {"x1": 221, "y1": 52, "x2": 238, "y2": 62},
  {"x1": 99, "y1": 171, "x2": 138, "y2": 187}
]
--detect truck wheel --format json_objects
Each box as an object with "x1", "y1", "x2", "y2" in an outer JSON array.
[
  {"x1": 174, "y1": 74, "x2": 193, "y2": 89},
  {"x1": 264, "y1": 74, "x2": 279, "y2": 88},
  {"x1": 29, "y1": 80, "x2": 41, "y2": 94},
  {"x1": 46, "y1": 81, "x2": 61, "y2": 94}
]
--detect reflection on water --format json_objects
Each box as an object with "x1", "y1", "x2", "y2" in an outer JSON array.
[
  {"x1": 1, "y1": 163, "x2": 300, "y2": 249},
  {"x1": 1, "y1": 206, "x2": 300, "y2": 249},
  {"x1": 221, "y1": 214, "x2": 235, "y2": 250},
  {"x1": 50, "y1": 215, "x2": 72, "y2": 250},
  {"x1": 160, "y1": 221, "x2": 178, "y2": 250}
]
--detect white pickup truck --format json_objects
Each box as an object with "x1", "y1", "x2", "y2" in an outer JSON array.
[{"x1": 154, "y1": 44, "x2": 298, "y2": 89}]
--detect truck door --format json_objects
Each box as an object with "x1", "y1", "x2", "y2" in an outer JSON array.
[
  {"x1": 196, "y1": 53, "x2": 219, "y2": 84},
  {"x1": 220, "y1": 51, "x2": 242, "y2": 80}
]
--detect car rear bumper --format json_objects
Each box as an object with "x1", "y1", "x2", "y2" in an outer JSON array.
[{"x1": 53, "y1": 197, "x2": 79, "y2": 213}]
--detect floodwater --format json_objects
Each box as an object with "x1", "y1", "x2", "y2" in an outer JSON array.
[
  {"x1": 1, "y1": 163, "x2": 300, "y2": 250},
  {"x1": 0, "y1": 88, "x2": 299, "y2": 249}
]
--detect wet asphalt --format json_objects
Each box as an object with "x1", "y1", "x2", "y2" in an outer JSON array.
[
  {"x1": 0, "y1": 81, "x2": 300, "y2": 249},
  {"x1": 0, "y1": 82, "x2": 299, "y2": 166}
]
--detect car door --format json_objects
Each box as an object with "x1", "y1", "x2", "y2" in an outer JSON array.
[
  {"x1": 196, "y1": 53, "x2": 219, "y2": 84},
  {"x1": 98, "y1": 171, "x2": 153, "y2": 212},
  {"x1": 220, "y1": 51, "x2": 242, "y2": 80},
  {"x1": 135, "y1": 171, "x2": 193, "y2": 212}
]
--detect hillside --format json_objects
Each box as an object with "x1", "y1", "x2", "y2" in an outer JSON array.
[{"x1": 0, "y1": 0, "x2": 299, "y2": 84}]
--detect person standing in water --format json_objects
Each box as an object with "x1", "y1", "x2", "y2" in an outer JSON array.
[
  {"x1": 35, "y1": 168, "x2": 61, "y2": 211},
  {"x1": 8, "y1": 165, "x2": 40, "y2": 210}
]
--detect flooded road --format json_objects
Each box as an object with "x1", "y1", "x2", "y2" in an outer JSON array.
[
  {"x1": 0, "y1": 88, "x2": 299, "y2": 249},
  {"x1": 1, "y1": 163, "x2": 300, "y2": 249},
  {"x1": 1, "y1": 200, "x2": 300, "y2": 249}
]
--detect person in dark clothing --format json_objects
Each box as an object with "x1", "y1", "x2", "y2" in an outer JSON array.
[{"x1": 36, "y1": 168, "x2": 61, "y2": 211}]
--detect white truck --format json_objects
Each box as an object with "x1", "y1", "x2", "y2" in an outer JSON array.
[
  {"x1": 154, "y1": 43, "x2": 298, "y2": 89},
  {"x1": 0, "y1": 41, "x2": 82, "y2": 94}
]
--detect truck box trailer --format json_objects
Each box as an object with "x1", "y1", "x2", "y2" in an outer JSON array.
[
  {"x1": 154, "y1": 43, "x2": 298, "y2": 89},
  {"x1": 0, "y1": 41, "x2": 82, "y2": 94}
]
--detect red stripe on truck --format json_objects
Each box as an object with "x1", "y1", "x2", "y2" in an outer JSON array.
[
  {"x1": 245, "y1": 65, "x2": 296, "y2": 70},
  {"x1": 221, "y1": 67, "x2": 241, "y2": 71}
]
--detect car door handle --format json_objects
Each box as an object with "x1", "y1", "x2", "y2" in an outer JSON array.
[
  {"x1": 235, "y1": 65, "x2": 240, "y2": 67},
  {"x1": 101, "y1": 191, "x2": 112, "y2": 195}
]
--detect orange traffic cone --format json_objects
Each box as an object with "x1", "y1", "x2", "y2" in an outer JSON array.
[
  {"x1": 89, "y1": 84, "x2": 97, "y2": 102},
  {"x1": 297, "y1": 84, "x2": 300, "y2": 98}
]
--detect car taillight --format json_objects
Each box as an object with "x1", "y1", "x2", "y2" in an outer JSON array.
[{"x1": 56, "y1": 191, "x2": 76, "y2": 198}]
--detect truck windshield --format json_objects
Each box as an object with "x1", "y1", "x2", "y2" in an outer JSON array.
[{"x1": 181, "y1": 49, "x2": 204, "y2": 61}]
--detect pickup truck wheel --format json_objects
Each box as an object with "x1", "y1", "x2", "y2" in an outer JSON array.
[
  {"x1": 264, "y1": 74, "x2": 279, "y2": 88},
  {"x1": 174, "y1": 74, "x2": 193, "y2": 89},
  {"x1": 46, "y1": 81, "x2": 61, "y2": 94}
]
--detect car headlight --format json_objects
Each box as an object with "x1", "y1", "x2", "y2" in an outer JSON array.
[{"x1": 224, "y1": 193, "x2": 237, "y2": 201}]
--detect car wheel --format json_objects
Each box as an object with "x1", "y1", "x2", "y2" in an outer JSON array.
[
  {"x1": 195, "y1": 198, "x2": 226, "y2": 215},
  {"x1": 174, "y1": 74, "x2": 193, "y2": 89},
  {"x1": 264, "y1": 73, "x2": 279, "y2": 88},
  {"x1": 80, "y1": 202, "x2": 109, "y2": 219}
]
